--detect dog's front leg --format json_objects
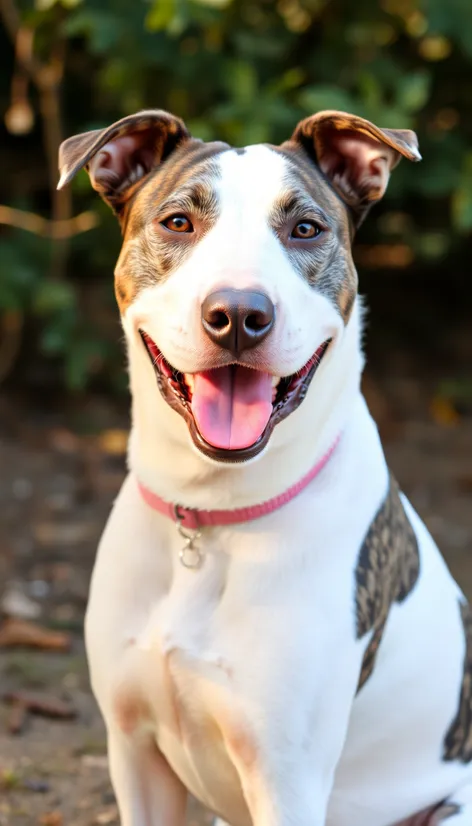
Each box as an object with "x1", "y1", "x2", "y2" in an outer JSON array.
[
  {"x1": 222, "y1": 729, "x2": 332, "y2": 826},
  {"x1": 235, "y1": 758, "x2": 327, "y2": 826},
  {"x1": 107, "y1": 726, "x2": 187, "y2": 826}
]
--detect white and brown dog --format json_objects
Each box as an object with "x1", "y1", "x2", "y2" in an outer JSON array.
[{"x1": 58, "y1": 110, "x2": 472, "y2": 826}]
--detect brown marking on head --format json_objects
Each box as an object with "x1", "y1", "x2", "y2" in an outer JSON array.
[
  {"x1": 58, "y1": 111, "x2": 230, "y2": 314},
  {"x1": 337, "y1": 277, "x2": 357, "y2": 322},
  {"x1": 270, "y1": 143, "x2": 358, "y2": 323},
  {"x1": 114, "y1": 275, "x2": 134, "y2": 316},
  {"x1": 268, "y1": 111, "x2": 420, "y2": 322},
  {"x1": 114, "y1": 141, "x2": 227, "y2": 313}
]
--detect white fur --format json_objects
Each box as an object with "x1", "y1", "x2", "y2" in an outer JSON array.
[{"x1": 86, "y1": 147, "x2": 472, "y2": 826}]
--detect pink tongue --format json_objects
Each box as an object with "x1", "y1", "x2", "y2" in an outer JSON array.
[{"x1": 192, "y1": 366, "x2": 273, "y2": 450}]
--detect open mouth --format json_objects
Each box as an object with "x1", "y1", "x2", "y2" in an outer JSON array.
[{"x1": 140, "y1": 331, "x2": 331, "y2": 462}]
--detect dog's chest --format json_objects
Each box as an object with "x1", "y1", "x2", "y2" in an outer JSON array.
[
  {"x1": 110, "y1": 557, "x2": 260, "y2": 820},
  {"x1": 107, "y1": 533, "x2": 345, "y2": 822}
]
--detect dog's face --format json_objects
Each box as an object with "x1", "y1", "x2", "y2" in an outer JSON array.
[{"x1": 59, "y1": 110, "x2": 420, "y2": 463}]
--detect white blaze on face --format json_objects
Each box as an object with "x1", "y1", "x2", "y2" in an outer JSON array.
[
  {"x1": 209, "y1": 146, "x2": 290, "y2": 288},
  {"x1": 186, "y1": 144, "x2": 307, "y2": 311}
]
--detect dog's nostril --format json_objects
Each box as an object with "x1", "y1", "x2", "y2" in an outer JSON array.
[
  {"x1": 208, "y1": 310, "x2": 230, "y2": 330},
  {"x1": 245, "y1": 312, "x2": 269, "y2": 331},
  {"x1": 201, "y1": 289, "x2": 275, "y2": 354}
]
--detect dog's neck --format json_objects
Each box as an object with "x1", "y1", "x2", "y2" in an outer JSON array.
[{"x1": 126, "y1": 301, "x2": 365, "y2": 511}]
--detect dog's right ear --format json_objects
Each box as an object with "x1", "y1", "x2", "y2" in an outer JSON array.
[{"x1": 58, "y1": 110, "x2": 190, "y2": 214}]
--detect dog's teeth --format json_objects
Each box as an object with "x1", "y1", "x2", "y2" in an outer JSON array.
[{"x1": 271, "y1": 376, "x2": 281, "y2": 388}]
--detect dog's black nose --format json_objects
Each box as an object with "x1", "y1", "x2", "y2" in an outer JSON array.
[{"x1": 201, "y1": 289, "x2": 275, "y2": 355}]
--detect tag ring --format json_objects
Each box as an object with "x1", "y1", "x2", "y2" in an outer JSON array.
[{"x1": 174, "y1": 506, "x2": 204, "y2": 569}]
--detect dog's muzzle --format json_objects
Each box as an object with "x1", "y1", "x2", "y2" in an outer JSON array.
[{"x1": 140, "y1": 316, "x2": 331, "y2": 463}]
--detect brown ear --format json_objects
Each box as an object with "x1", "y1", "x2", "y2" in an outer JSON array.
[
  {"x1": 290, "y1": 110, "x2": 421, "y2": 225},
  {"x1": 58, "y1": 110, "x2": 190, "y2": 214}
]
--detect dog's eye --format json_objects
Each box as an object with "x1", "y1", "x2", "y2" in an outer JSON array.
[
  {"x1": 291, "y1": 221, "x2": 323, "y2": 240},
  {"x1": 161, "y1": 215, "x2": 194, "y2": 233}
]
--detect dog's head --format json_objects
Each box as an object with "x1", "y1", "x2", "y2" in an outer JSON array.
[{"x1": 58, "y1": 110, "x2": 420, "y2": 464}]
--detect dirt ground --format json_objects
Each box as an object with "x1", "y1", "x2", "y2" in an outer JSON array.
[{"x1": 0, "y1": 372, "x2": 471, "y2": 826}]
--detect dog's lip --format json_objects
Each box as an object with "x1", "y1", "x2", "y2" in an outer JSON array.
[{"x1": 139, "y1": 330, "x2": 331, "y2": 462}]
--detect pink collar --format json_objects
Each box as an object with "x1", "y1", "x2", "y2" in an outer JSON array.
[{"x1": 137, "y1": 436, "x2": 340, "y2": 531}]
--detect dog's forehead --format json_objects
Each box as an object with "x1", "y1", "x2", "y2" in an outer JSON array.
[
  {"x1": 130, "y1": 139, "x2": 347, "y2": 229},
  {"x1": 215, "y1": 145, "x2": 287, "y2": 209},
  {"x1": 213, "y1": 144, "x2": 344, "y2": 219}
]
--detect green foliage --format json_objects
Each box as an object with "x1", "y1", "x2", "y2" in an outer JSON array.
[{"x1": 1, "y1": 0, "x2": 472, "y2": 391}]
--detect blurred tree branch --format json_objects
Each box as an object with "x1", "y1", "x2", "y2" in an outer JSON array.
[
  {"x1": 0, "y1": 0, "x2": 43, "y2": 76},
  {"x1": 0, "y1": 0, "x2": 93, "y2": 386},
  {"x1": 0, "y1": 0, "x2": 72, "y2": 278},
  {"x1": 0, "y1": 206, "x2": 98, "y2": 239}
]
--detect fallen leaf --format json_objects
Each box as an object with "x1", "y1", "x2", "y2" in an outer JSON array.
[
  {"x1": 0, "y1": 768, "x2": 20, "y2": 790},
  {"x1": 98, "y1": 429, "x2": 128, "y2": 456},
  {"x1": 1, "y1": 584, "x2": 41, "y2": 620},
  {"x1": 81, "y1": 754, "x2": 108, "y2": 770},
  {"x1": 48, "y1": 428, "x2": 80, "y2": 453},
  {"x1": 33, "y1": 521, "x2": 95, "y2": 546},
  {"x1": 0, "y1": 618, "x2": 71, "y2": 651},
  {"x1": 39, "y1": 811, "x2": 63, "y2": 826},
  {"x1": 95, "y1": 806, "x2": 118, "y2": 825},
  {"x1": 430, "y1": 397, "x2": 460, "y2": 427},
  {"x1": 7, "y1": 699, "x2": 28, "y2": 735},
  {"x1": 3, "y1": 691, "x2": 77, "y2": 721}
]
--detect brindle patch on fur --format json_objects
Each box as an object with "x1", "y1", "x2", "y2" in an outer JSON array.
[
  {"x1": 272, "y1": 142, "x2": 358, "y2": 324},
  {"x1": 114, "y1": 141, "x2": 228, "y2": 312},
  {"x1": 355, "y1": 475, "x2": 420, "y2": 692},
  {"x1": 443, "y1": 599, "x2": 472, "y2": 763},
  {"x1": 394, "y1": 801, "x2": 462, "y2": 826},
  {"x1": 434, "y1": 802, "x2": 462, "y2": 822}
]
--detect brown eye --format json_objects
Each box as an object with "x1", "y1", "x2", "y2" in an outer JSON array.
[
  {"x1": 161, "y1": 214, "x2": 193, "y2": 233},
  {"x1": 291, "y1": 221, "x2": 323, "y2": 240}
]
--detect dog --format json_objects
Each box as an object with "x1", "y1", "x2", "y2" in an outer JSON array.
[{"x1": 58, "y1": 109, "x2": 472, "y2": 826}]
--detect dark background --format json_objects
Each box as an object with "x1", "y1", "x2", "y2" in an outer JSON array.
[{"x1": 0, "y1": 1, "x2": 471, "y2": 823}]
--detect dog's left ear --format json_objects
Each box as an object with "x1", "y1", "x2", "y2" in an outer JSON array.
[
  {"x1": 57, "y1": 110, "x2": 190, "y2": 214},
  {"x1": 290, "y1": 110, "x2": 421, "y2": 225}
]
